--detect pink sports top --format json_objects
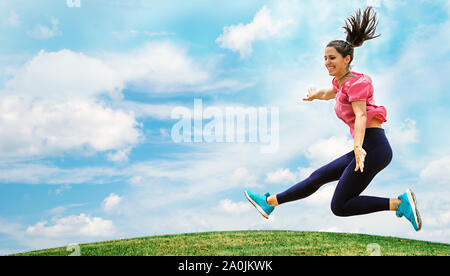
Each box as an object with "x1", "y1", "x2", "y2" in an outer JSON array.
[{"x1": 332, "y1": 72, "x2": 387, "y2": 138}]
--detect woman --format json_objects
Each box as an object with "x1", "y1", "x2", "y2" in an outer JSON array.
[{"x1": 245, "y1": 7, "x2": 421, "y2": 231}]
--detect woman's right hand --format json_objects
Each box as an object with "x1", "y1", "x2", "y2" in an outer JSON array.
[{"x1": 302, "y1": 87, "x2": 317, "y2": 101}]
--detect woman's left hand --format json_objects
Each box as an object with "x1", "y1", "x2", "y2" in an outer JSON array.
[{"x1": 354, "y1": 146, "x2": 367, "y2": 172}]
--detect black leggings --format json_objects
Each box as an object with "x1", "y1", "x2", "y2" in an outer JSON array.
[{"x1": 276, "y1": 128, "x2": 392, "y2": 216}]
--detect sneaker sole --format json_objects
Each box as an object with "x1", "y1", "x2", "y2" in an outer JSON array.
[
  {"x1": 406, "y1": 188, "x2": 422, "y2": 231},
  {"x1": 244, "y1": 191, "x2": 269, "y2": 219}
]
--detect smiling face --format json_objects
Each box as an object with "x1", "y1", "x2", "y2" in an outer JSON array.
[{"x1": 324, "y1": 46, "x2": 351, "y2": 77}]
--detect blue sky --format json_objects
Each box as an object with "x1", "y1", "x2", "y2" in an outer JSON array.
[{"x1": 1, "y1": 0, "x2": 450, "y2": 254}]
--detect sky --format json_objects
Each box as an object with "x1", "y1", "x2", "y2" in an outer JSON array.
[{"x1": 0, "y1": 0, "x2": 449, "y2": 255}]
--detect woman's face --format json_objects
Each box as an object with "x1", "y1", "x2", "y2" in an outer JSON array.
[{"x1": 324, "y1": 46, "x2": 350, "y2": 77}]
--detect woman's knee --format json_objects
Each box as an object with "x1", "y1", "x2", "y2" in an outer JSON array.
[
  {"x1": 308, "y1": 170, "x2": 323, "y2": 185},
  {"x1": 309, "y1": 168, "x2": 333, "y2": 188},
  {"x1": 330, "y1": 199, "x2": 348, "y2": 217}
]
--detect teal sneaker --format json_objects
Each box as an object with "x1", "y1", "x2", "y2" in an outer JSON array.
[
  {"x1": 395, "y1": 189, "x2": 422, "y2": 231},
  {"x1": 244, "y1": 190, "x2": 274, "y2": 219}
]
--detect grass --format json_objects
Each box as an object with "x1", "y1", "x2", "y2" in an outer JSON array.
[{"x1": 11, "y1": 230, "x2": 450, "y2": 256}]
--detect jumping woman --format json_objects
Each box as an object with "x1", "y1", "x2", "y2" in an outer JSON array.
[{"x1": 245, "y1": 7, "x2": 422, "y2": 231}]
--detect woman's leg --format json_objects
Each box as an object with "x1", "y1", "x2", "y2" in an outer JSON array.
[
  {"x1": 273, "y1": 150, "x2": 354, "y2": 206},
  {"x1": 330, "y1": 142, "x2": 393, "y2": 216}
]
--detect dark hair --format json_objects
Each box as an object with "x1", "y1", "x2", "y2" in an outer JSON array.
[{"x1": 327, "y1": 6, "x2": 380, "y2": 68}]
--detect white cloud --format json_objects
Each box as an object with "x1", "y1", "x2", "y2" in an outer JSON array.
[
  {"x1": 0, "y1": 97, "x2": 142, "y2": 158},
  {"x1": 27, "y1": 18, "x2": 61, "y2": 39},
  {"x1": 216, "y1": 199, "x2": 252, "y2": 214},
  {"x1": 26, "y1": 213, "x2": 115, "y2": 238},
  {"x1": 102, "y1": 193, "x2": 123, "y2": 213},
  {"x1": 385, "y1": 118, "x2": 419, "y2": 146},
  {"x1": 104, "y1": 41, "x2": 214, "y2": 93},
  {"x1": 265, "y1": 168, "x2": 296, "y2": 184},
  {"x1": 107, "y1": 147, "x2": 132, "y2": 163},
  {"x1": 229, "y1": 167, "x2": 258, "y2": 187},
  {"x1": 216, "y1": 5, "x2": 293, "y2": 58},
  {"x1": 419, "y1": 155, "x2": 450, "y2": 185},
  {"x1": 0, "y1": 49, "x2": 139, "y2": 160},
  {"x1": 305, "y1": 136, "x2": 353, "y2": 167},
  {"x1": 4, "y1": 49, "x2": 123, "y2": 101}
]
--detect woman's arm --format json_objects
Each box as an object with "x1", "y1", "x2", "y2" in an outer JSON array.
[
  {"x1": 303, "y1": 87, "x2": 336, "y2": 101},
  {"x1": 351, "y1": 100, "x2": 367, "y2": 172}
]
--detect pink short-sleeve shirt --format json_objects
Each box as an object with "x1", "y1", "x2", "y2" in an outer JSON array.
[{"x1": 332, "y1": 72, "x2": 387, "y2": 137}]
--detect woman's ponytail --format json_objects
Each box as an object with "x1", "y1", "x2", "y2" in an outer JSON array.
[{"x1": 344, "y1": 6, "x2": 380, "y2": 48}]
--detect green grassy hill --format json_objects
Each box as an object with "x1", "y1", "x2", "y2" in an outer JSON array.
[{"x1": 12, "y1": 230, "x2": 450, "y2": 256}]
